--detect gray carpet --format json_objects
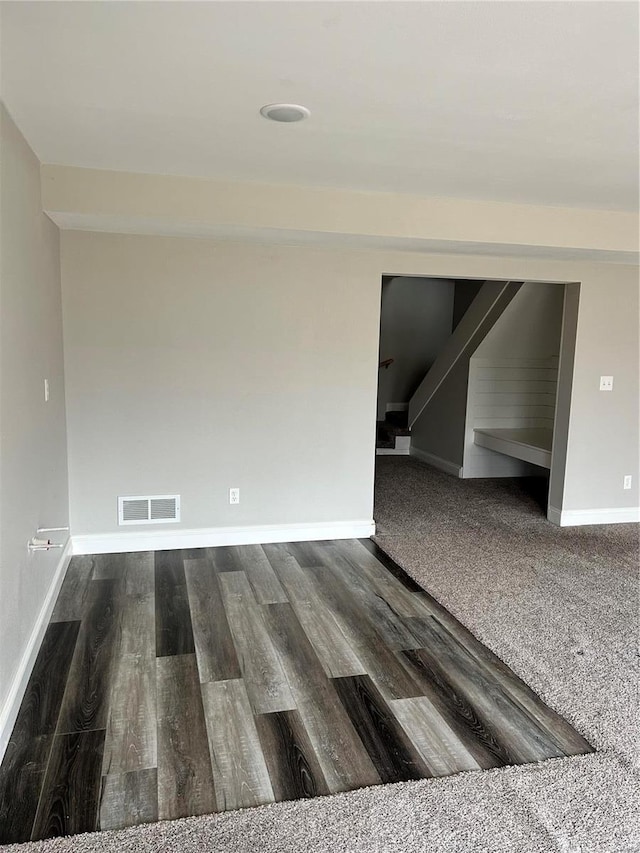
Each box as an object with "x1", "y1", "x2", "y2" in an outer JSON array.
[{"x1": 5, "y1": 457, "x2": 639, "y2": 852}]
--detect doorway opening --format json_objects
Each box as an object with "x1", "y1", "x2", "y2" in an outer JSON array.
[{"x1": 374, "y1": 275, "x2": 579, "y2": 525}]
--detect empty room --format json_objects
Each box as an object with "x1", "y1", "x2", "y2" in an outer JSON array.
[{"x1": 0, "y1": 2, "x2": 638, "y2": 852}]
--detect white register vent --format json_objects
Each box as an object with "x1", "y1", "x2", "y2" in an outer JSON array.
[{"x1": 118, "y1": 495, "x2": 181, "y2": 525}]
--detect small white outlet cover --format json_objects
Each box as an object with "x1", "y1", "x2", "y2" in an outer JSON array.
[
  {"x1": 623, "y1": 475, "x2": 632, "y2": 489},
  {"x1": 599, "y1": 375, "x2": 614, "y2": 391},
  {"x1": 44, "y1": 379, "x2": 49, "y2": 402},
  {"x1": 229, "y1": 488, "x2": 240, "y2": 505}
]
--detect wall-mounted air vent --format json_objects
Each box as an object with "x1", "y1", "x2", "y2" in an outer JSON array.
[{"x1": 118, "y1": 495, "x2": 181, "y2": 526}]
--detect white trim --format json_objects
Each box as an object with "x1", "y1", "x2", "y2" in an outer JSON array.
[
  {"x1": 72, "y1": 520, "x2": 376, "y2": 555},
  {"x1": 473, "y1": 428, "x2": 552, "y2": 470},
  {"x1": 410, "y1": 446, "x2": 462, "y2": 478},
  {"x1": 0, "y1": 538, "x2": 73, "y2": 764},
  {"x1": 385, "y1": 402, "x2": 409, "y2": 413},
  {"x1": 548, "y1": 505, "x2": 640, "y2": 527}
]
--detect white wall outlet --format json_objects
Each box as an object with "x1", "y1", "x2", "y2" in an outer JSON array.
[
  {"x1": 623, "y1": 475, "x2": 632, "y2": 490},
  {"x1": 44, "y1": 379, "x2": 50, "y2": 402},
  {"x1": 599, "y1": 375, "x2": 614, "y2": 391},
  {"x1": 229, "y1": 487, "x2": 240, "y2": 505}
]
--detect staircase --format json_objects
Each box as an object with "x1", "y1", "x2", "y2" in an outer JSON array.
[
  {"x1": 408, "y1": 281, "x2": 523, "y2": 428},
  {"x1": 376, "y1": 409, "x2": 411, "y2": 455},
  {"x1": 377, "y1": 280, "x2": 531, "y2": 463},
  {"x1": 407, "y1": 281, "x2": 563, "y2": 480}
]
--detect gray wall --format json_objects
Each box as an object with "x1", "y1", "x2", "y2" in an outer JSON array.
[
  {"x1": 60, "y1": 234, "x2": 639, "y2": 530},
  {"x1": 41, "y1": 161, "x2": 639, "y2": 519},
  {"x1": 562, "y1": 272, "x2": 638, "y2": 512},
  {"x1": 474, "y1": 282, "x2": 564, "y2": 359},
  {"x1": 61, "y1": 231, "x2": 380, "y2": 535},
  {"x1": 548, "y1": 284, "x2": 581, "y2": 512},
  {"x1": 377, "y1": 277, "x2": 454, "y2": 419},
  {"x1": 409, "y1": 281, "x2": 521, "y2": 469},
  {"x1": 410, "y1": 356, "x2": 470, "y2": 467},
  {"x1": 0, "y1": 106, "x2": 69, "y2": 720},
  {"x1": 453, "y1": 280, "x2": 484, "y2": 330}
]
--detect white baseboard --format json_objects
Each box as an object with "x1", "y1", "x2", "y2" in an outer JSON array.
[
  {"x1": 410, "y1": 446, "x2": 462, "y2": 478},
  {"x1": 548, "y1": 505, "x2": 640, "y2": 527},
  {"x1": 73, "y1": 519, "x2": 376, "y2": 555},
  {"x1": 0, "y1": 538, "x2": 73, "y2": 764}
]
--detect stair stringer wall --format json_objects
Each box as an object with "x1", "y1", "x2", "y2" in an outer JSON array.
[
  {"x1": 408, "y1": 281, "x2": 522, "y2": 473},
  {"x1": 409, "y1": 355, "x2": 470, "y2": 472}
]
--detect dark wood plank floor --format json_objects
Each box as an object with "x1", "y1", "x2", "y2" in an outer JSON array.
[{"x1": 0, "y1": 539, "x2": 593, "y2": 843}]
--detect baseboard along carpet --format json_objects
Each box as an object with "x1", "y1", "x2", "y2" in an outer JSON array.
[{"x1": 1, "y1": 456, "x2": 638, "y2": 852}]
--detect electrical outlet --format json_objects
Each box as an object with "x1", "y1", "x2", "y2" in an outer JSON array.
[
  {"x1": 44, "y1": 379, "x2": 49, "y2": 402},
  {"x1": 599, "y1": 375, "x2": 614, "y2": 391},
  {"x1": 623, "y1": 475, "x2": 632, "y2": 490},
  {"x1": 229, "y1": 487, "x2": 240, "y2": 505}
]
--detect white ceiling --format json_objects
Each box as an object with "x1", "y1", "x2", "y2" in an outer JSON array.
[{"x1": 2, "y1": 1, "x2": 638, "y2": 211}]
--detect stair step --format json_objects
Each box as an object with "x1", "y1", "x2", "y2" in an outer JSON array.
[
  {"x1": 376, "y1": 434, "x2": 411, "y2": 456},
  {"x1": 376, "y1": 417, "x2": 411, "y2": 452},
  {"x1": 385, "y1": 409, "x2": 409, "y2": 429}
]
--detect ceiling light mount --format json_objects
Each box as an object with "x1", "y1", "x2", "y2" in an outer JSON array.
[{"x1": 260, "y1": 103, "x2": 310, "y2": 123}]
